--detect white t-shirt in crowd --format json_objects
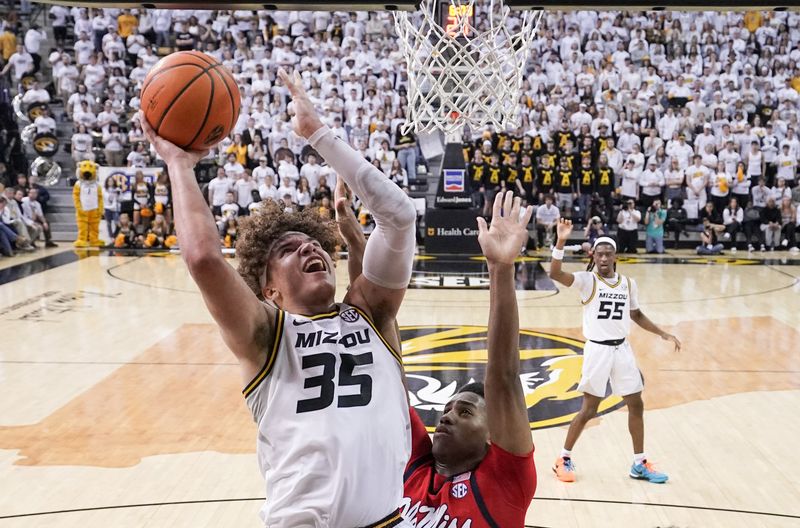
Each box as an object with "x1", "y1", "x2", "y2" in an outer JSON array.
[
  {"x1": 208, "y1": 177, "x2": 233, "y2": 207},
  {"x1": 536, "y1": 204, "x2": 560, "y2": 225}
]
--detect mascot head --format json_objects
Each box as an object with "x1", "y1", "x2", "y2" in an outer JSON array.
[{"x1": 77, "y1": 160, "x2": 98, "y2": 181}]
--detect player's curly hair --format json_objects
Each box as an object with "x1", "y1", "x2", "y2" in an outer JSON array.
[{"x1": 236, "y1": 200, "x2": 340, "y2": 300}]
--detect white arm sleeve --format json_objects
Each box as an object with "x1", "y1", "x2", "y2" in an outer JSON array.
[{"x1": 309, "y1": 126, "x2": 417, "y2": 289}]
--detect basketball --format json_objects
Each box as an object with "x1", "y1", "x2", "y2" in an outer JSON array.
[{"x1": 140, "y1": 51, "x2": 240, "y2": 151}]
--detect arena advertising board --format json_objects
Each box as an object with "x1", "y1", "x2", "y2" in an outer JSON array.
[{"x1": 424, "y1": 208, "x2": 481, "y2": 253}]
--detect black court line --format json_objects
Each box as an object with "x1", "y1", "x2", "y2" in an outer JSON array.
[
  {"x1": 660, "y1": 368, "x2": 800, "y2": 374},
  {"x1": 0, "y1": 359, "x2": 238, "y2": 366},
  {"x1": 28, "y1": 359, "x2": 789, "y2": 372},
  {"x1": 535, "y1": 265, "x2": 800, "y2": 309},
  {"x1": 0, "y1": 496, "x2": 796, "y2": 521},
  {"x1": 105, "y1": 257, "x2": 198, "y2": 293},
  {"x1": 102, "y1": 254, "x2": 800, "y2": 307},
  {"x1": 0, "y1": 251, "x2": 79, "y2": 285},
  {"x1": 558, "y1": 255, "x2": 800, "y2": 266},
  {"x1": 530, "y1": 496, "x2": 800, "y2": 520}
]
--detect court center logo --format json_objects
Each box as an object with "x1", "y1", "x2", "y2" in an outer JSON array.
[{"x1": 401, "y1": 326, "x2": 623, "y2": 430}]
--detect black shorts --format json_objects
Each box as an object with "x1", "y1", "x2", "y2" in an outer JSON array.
[{"x1": 119, "y1": 200, "x2": 134, "y2": 217}]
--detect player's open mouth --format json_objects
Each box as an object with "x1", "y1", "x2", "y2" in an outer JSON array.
[{"x1": 302, "y1": 257, "x2": 327, "y2": 273}]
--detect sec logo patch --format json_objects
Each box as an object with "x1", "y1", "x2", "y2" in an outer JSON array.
[
  {"x1": 451, "y1": 482, "x2": 468, "y2": 499},
  {"x1": 340, "y1": 308, "x2": 360, "y2": 323}
]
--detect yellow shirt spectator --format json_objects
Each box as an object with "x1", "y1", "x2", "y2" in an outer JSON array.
[
  {"x1": 743, "y1": 11, "x2": 762, "y2": 33},
  {"x1": 226, "y1": 143, "x2": 247, "y2": 166},
  {"x1": 117, "y1": 12, "x2": 138, "y2": 38},
  {"x1": 0, "y1": 30, "x2": 16, "y2": 61},
  {"x1": 792, "y1": 76, "x2": 800, "y2": 93}
]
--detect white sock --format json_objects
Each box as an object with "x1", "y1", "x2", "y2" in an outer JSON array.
[
  {"x1": 634, "y1": 453, "x2": 646, "y2": 465},
  {"x1": 560, "y1": 448, "x2": 572, "y2": 459}
]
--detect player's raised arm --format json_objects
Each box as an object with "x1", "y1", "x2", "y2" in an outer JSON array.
[
  {"x1": 477, "y1": 191, "x2": 535, "y2": 455},
  {"x1": 280, "y1": 69, "x2": 416, "y2": 336},
  {"x1": 548, "y1": 218, "x2": 576, "y2": 286},
  {"x1": 141, "y1": 114, "x2": 274, "y2": 382}
]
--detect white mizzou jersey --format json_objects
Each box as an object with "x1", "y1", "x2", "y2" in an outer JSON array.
[
  {"x1": 571, "y1": 271, "x2": 639, "y2": 342},
  {"x1": 244, "y1": 303, "x2": 411, "y2": 528}
]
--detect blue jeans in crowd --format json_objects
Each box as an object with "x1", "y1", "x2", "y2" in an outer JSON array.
[
  {"x1": 645, "y1": 234, "x2": 665, "y2": 254},
  {"x1": 577, "y1": 193, "x2": 592, "y2": 222},
  {"x1": 397, "y1": 147, "x2": 417, "y2": 182},
  {"x1": 696, "y1": 243, "x2": 724, "y2": 255},
  {"x1": 104, "y1": 208, "x2": 119, "y2": 239},
  {"x1": 0, "y1": 223, "x2": 18, "y2": 256}
]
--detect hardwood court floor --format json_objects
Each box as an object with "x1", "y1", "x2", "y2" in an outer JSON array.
[{"x1": 0, "y1": 251, "x2": 798, "y2": 528}]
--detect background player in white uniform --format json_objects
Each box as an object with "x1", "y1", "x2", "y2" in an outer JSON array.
[
  {"x1": 140, "y1": 67, "x2": 416, "y2": 527},
  {"x1": 548, "y1": 220, "x2": 681, "y2": 484}
]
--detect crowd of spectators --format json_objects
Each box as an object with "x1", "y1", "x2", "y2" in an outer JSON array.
[
  {"x1": 0, "y1": 172, "x2": 57, "y2": 256},
  {"x1": 465, "y1": 8, "x2": 800, "y2": 253},
  {"x1": 2, "y1": 6, "x2": 432, "y2": 252},
  {"x1": 1, "y1": 8, "x2": 58, "y2": 256},
  {"x1": 2, "y1": 4, "x2": 800, "y2": 255},
  {"x1": 2, "y1": 5, "x2": 426, "y2": 251}
]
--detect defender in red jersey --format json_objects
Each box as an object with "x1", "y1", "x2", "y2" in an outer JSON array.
[
  {"x1": 401, "y1": 192, "x2": 536, "y2": 527},
  {"x1": 336, "y1": 188, "x2": 537, "y2": 526}
]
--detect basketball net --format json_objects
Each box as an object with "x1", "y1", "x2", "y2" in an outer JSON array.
[{"x1": 393, "y1": 0, "x2": 544, "y2": 135}]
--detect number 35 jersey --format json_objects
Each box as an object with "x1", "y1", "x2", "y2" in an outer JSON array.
[
  {"x1": 244, "y1": 303, "x2": 411, "y2": 527},
  {"x1": 570, "y1": 272, "x2": 639, "y2": 342}
]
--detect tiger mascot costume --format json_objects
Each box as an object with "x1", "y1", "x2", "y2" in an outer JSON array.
[{"x1": 73, "y1": 160, "x2": 103, "y2": 247}]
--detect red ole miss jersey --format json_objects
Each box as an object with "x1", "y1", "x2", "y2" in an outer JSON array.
[{"x1": 401, "y1": 408, "x2": 536, "y2": 527}]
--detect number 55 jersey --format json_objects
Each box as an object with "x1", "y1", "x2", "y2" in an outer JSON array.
[
  {"x1": 571, "y1": 271, "x2": 639, "y2": 342},
  {"x1": 245, "y1": 303, "x2": 411, "y2": 527}
]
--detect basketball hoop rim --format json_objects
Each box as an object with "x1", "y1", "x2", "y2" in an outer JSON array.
[{"x1": 393, "y1": 0, "x2": 545, "y2": 135}]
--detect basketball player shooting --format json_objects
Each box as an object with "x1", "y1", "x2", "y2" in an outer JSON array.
[
  {"x1": 548, "y1": 218, "x2": 681, "y2": 484},
  {"x1": 139, "y1": 66, "x2": 417, "y2": 527},
  {"x1": 339, "y1": 190, "x2": 538, "y2": 526}
]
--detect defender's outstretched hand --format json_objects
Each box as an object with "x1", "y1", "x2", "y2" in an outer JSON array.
[
  {"x1": 477, "y1": 190, "x2": 533, "y2": 265},
  {"x1": 139, "y1": 112, "x2": 208, "y2": 168},
  {"x1": 556, "y1": 218, "x2": 573, "y2": 241},
  {"x1": 334, "y1": 177, "x2": 363, "y2": 249},
  {"x1": 278, "y1": 68, "x2": 324, "y2": 140}
]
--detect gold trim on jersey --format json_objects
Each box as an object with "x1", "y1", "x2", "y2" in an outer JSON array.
[
  {"x1": 242, "y1": 309, "x2": 285, "y2": 398},
  {"x1": 626, "y1": 276, "x2": 634, "y2": 307},
  {"x1": 349, "y1": 305, "x2": 403, "y2": 365},
  {"x1": 362, "y1": 510, "x2": 403, "y2": 528},
  {"x1": 299, "y1": 309, "x2": 340, "y2": 321},
  {"x1": 595, "y1": 272, "x2": 622, "y2": 288},
  {"x1": 581, "y1": 274, "x2": 597, "y2": 305}
]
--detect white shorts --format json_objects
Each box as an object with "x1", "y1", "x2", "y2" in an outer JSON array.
[{"x1": 577, "y1": 340, "x2": 643, "y2": 397}]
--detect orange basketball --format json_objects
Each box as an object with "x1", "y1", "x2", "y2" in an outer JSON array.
[{"x1": 140, "y1": 51, "x2": 241, "y2": 151}]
